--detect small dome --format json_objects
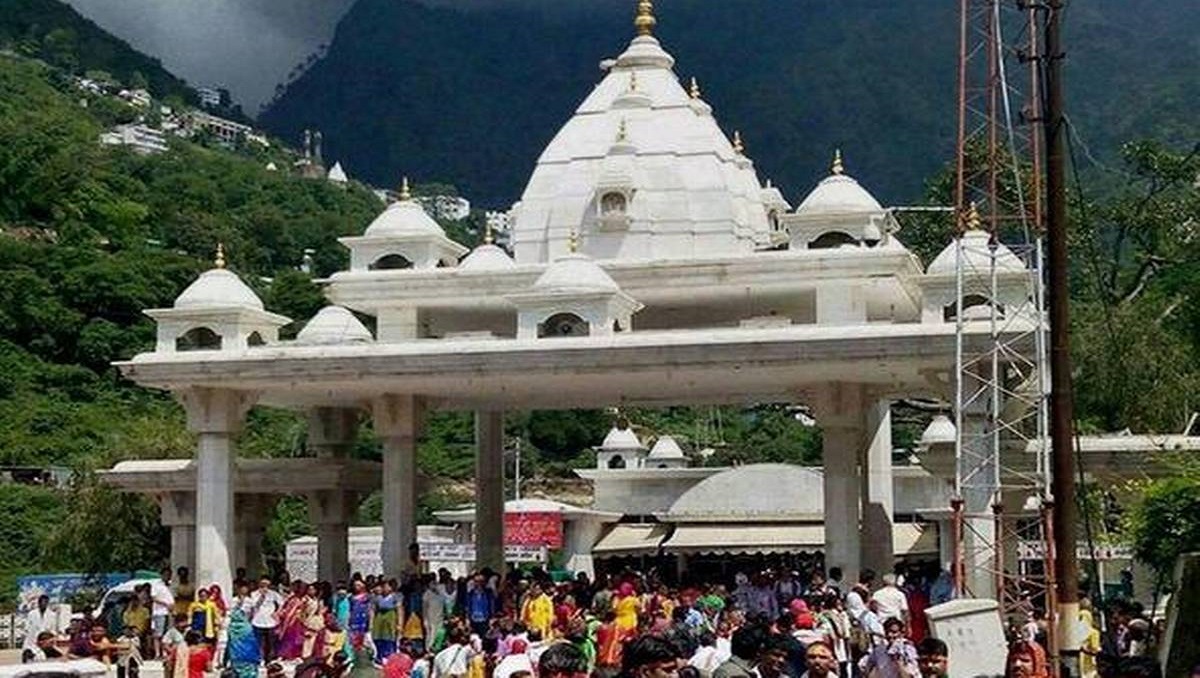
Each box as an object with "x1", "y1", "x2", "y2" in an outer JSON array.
[
  {"x1": 600, "y1": 426, "x2": 643, "y2": 451},
  {"x1": 534, "y1": 252, "x2": 620, "y2": 294},
  {"x1": 927, "y1": 229, "x2": 1025, "y2": 276},
  {"x1": 327, "y1": 161, "x2": 348, "y2": 184},
  {"x1": 648, "y1": 435, "x2": 686, "y2": 459},
  {"x1": 920, "y1": 415, "x2": 957, "y2": 447},
  {"x1": 175, "y1": 268, "x2": 264, "y2": 311},
  {"x1": 667, "y1": 464, "x2": 824, "y2": 520},
  {"x1": 363, "y1": 199, "x2": 446, "y2": 239},
  {"x1": 459, "y1": 243, "x2": 517, "y2": 272},
  {"x1": 796, "y1": 173, "x2": 883, "y2": 217},
  {"x1": 296, "y1": 306, "x2": 372, "y2": 345}
]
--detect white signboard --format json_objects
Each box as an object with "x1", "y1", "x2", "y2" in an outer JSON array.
[
  {"x1": 286, "y1": 539, "x2": 546, "y2": 581},
  {"x1": 1017, "y1": 541, "x2": 1133, "y2": 561},
  {"x1": 924, "y1": 598, "x2": 1007, "y2": 678}
]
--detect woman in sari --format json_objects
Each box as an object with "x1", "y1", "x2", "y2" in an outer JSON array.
[
  {"x1": 225, "y1": 609, "x2": 261, "y2": 678},
  {"x1": 348, "y1": 580, "x2": 373, "y2": 647},
  {"x1": 276, "y1": 581, "x2": 309, "y2": 660},
  {"x1": 401, "y1": 578, "x2": 425, "y2": 655},
  {"x1": 372, "y1": 580, "x2": 401, "y2": 661},
  {"x1": 613, "y1": 583, "x2": 640, "y2": 638},
  {"x1": 302, "y1": 584, "x2": 330, "y2": 659}
]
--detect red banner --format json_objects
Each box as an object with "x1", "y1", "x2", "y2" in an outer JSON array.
[{"x1": 504, "y1": 511, "x2": 564, "y2": 549}]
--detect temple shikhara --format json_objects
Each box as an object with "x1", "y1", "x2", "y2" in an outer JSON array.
[{"x1": 103, "y1": 1, "x2": 1188, "y2": 601}]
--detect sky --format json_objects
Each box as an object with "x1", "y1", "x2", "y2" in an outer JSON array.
[{"x1": 64, "y1": 0, "x2": 356, "y2": 112}]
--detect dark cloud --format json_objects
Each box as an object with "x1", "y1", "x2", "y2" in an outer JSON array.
[{"x1": 64, "y1": 0, "x2": 356, "y2": 111}]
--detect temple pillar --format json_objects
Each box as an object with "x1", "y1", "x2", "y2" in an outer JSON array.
[
  {"x1": 814, "y1": 384, "x2": 864, "y2": 583},
  {"x1": 308, "y1": 490, "x2": 356, "y2": 583},
  {"x1": 861, "y1": 400, "x2": 895, "y2": 576},
  {"x1": 375, "y1": 395, "x2": 422, "y2": 576},
  {"x1": 234, "y1": 494, "x2": 273, "y2": 578},
  {"x1": 179, "y1": 388, "x2": 255, "y2": 595},
  {"x1": 159, "y1": 491, "x2": 195, "y2": 575},
  {"x1": 307, "y1": 407, "x2": 359, "y2": 458},
  {"x1": 959, "y1": 378, "x2": 998, "y2": 599},
  {"x1": 475, "y1": 410, "x2": 505, "y2": 573}
]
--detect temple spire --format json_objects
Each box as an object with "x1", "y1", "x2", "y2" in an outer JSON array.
[
  {"x1": 214, "y1": 242, "x2": 226, "y2": 269},
  {"x1": 399, "y1": 176, "x2": 411, "y2": 201},
  {"x1": 689, "y1": 77, "x2": 701, "y2": 99},
  {"x1": 634, "y1": 0, "x2": 656, "y2": 37},
  {"x1": 732, "y1": 130, "x2": 745, "y2": 155},
  {"x1": 832, "y1": 148, "x2": 844, "y2": 175}
]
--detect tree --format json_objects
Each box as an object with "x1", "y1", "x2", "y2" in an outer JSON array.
[{"x1": 1123, "y1": 474, "x2": 1200, "y2": 588}]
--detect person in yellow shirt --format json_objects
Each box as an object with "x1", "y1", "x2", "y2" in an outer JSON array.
[
  {"x1": 1078, "y1": 601, "x2": 1102, "y2": 678},
  {"x1": 613, "y1": 582, "x2": 641, "y2": 635},
  {"x1": 520, "y1": 582, "x2": 554, "y2": 640},
  {"x1": 187, "y1": 588, "x2": 220, "y2": 645}
]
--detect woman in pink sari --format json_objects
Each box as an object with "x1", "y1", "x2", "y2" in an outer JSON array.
[
  {"x1": 274, "y1": 581, "x2": 307, "y2": 660},
  {"x1": 300, "y1": 584, "x2": 328, "y2": 659}
]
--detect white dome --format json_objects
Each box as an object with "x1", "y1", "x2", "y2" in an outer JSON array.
[
  {"x1": 600, "y1": 426, "x2": 643, "y2": 451},
  {"x1": 175, "y1": 268, "x2": 263, "y2": 310},
  {"x1": 927, "y1": 229, "x2": 1025, "y2": 275},
  {"x1": 363, "y1": 199, "x2": 446, "y2": 239},
  {"x1": 510, "y1": 30, "x2": 773, "y2": 263},
  {"x1": 459, "y1": 243, "x2": 517, "y2": 272},
  {"x1": 295, "y1": 306, "x2": 373, "y2": 345},
  {"x1": 648, "y1": 435, "x2": 686, "y2": 459},
  {"x1": 920, "y1": 415, "x2": 957, "y2": 447},
  {"x1": 667, "y1": 464, "x2": 824, "y2": 520},
  {"x1": 533, "y1": 252, "x2": 620, "y2": 294},
  {"x1": 796, "y1": 173, "x2": 883, "y2": 216}
]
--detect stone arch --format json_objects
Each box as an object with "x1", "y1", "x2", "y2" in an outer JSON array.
[
  {"x1": 176, "y1": 326, "x2": 222, "y2": 352},
  {"x1": 538, "y1": 312, "x2": 590, "y2": 338},
  {"x1": 810, "y1": 231, "x2": 858, "y2": 249},
  {"x1": 600, "y1": 191, "x2": 628, "y2": 215},
  {"x1": 247, "y1": 331, "x2": 266, "y2": 347},
  {"x1": 607, "y1": 455, "x2": 627, "y2": 469},
  {"x1": 370, "y1": 253, "x2": 413, "y2": 270}
]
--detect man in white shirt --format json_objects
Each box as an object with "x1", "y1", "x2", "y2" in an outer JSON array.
[
  {"x1": 870, "y1": 574, "x2": 909, "y2": 624},
  {"x1": 21, "y1": 595, "x2": 56, "y2": 654},
  {"x1": 433, "y1": 630, "x2": 474, "y2": 678},
  {"x1": 150, "y1": 568, "x2": 175, "y2": 658},
  {"x1": 248, "y1": 577, "x2": 284, "y2": 662}
]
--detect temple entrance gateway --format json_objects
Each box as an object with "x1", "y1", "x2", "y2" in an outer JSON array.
[{"x1": 107, "y1": 1, "x2": 1042, "y2": 598}]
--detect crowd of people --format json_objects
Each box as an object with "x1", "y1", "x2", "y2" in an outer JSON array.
[{"x1": 18, "y1": 563, "x2": 1168, "y2": 678}]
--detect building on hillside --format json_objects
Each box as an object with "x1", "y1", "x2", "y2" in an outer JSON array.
[
  {"x1": 182, "y1": 111, "x2": 268, "y2": 149},
  {"x1": 327, "y1": 161, "x2": 349, "y2": 186},
  {"x1": 100, "y1": 124, "x2": 169, "y2": 155},
  {"x1": 118, "y1": 88, "x2": 152, "y2": 108},
  {"x1": 415, "y1": 195, "x2": 471, "y2": 221},
  {"x1": 196, "y1": 85, "x2": 231, "y2": 110}
]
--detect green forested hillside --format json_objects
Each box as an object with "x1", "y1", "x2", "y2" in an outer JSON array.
[{"x1": 0, "y1": 0, "x2": 194, "y2": 101}]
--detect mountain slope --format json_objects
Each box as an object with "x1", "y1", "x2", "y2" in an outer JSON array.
[
  {"x1": 260, "y1": 0, "x2": 1199, "y2": 208},
  {"x1": 1, "y1": 0, "x2": 194, "y2": 100}
]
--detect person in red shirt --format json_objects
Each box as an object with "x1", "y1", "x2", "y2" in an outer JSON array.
[
  {"x1": 595, "y1": 612, "x2": 622, "y2": 678},
  {"x1": 180, "y1": 630, "x2": 214, "y2": 678}
]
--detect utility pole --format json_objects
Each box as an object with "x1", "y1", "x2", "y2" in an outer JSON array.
[
  {"x1": 1044, "y1": 0, "x2": 1081, "y2": 671},
  {"x1": 513, "y1": 437, "x2": 522, "y2": 501}
]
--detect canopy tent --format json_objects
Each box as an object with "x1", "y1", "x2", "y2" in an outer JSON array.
[
  {"x1": 653, "y1": 522, "x2": 939, "y2": 557},
  {"x1": 592, "y1": 523, "x2": 673, "y2": 557}
]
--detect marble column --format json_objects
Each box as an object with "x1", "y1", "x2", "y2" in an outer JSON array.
[
  {"x1": 308, "y1": 407, "x2": 359, "y2": 459},
  {"x1": 861, "y1": 399, "x2": 896, "y2": 577},
  {"x1": 474, "y1": 410, "x2": 505, "y2": 573},
  {"x1": 375, "y1": 395, "x2": 422, "y2": 576},
  {"x1": 179, "y1": 388, "x2": 255, "y2": 595},
  {"x1": 814, "y1": 384, "x2": 864, "y2": 584},
  {"x1": 159, "y1": 491, "x2": 195, "y2": 575},
  {"x1": 308, "y1": 490, "x2": 356, "y2": 583},
  {"x1": 234, "y1": 494, "x2": 273, "y2": 578}
]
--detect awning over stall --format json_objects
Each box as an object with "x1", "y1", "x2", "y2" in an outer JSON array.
[
  {"x1": 592, "y1": 523, "x2": 672, "y2": 557},
  {"x1": 892, "y1": 522, "x2": 939, "y2": 556},
  {"x1": 663, "y1": 524, "x2": 825, "y2": 555}
]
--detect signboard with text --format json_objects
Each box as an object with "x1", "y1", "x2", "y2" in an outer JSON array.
[{"x1": 504, "y1": 511, "x2": 564, "y2": 548}]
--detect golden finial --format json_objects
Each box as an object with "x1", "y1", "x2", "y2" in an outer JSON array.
[
  {"x1": 689, "y1": 77, "x2": 701, "y2": 100},
  {"x1": 634, "y1": 0, "x2": 656, "y2": 37},
  {"x1": 399, "y1": 176, "x2": 411, "y2": 201},
  {"x1": 567, "y1": 230, "x2": 579, "y2": 253},
  {"x1": 966, "y1": 201, "x2": 982, "y2": 230},
  {"x1": 629, "y1": 70, "x2": 638, "y2": 92},
  {"x1": 832, "y1": 148, "x2": 844, "y2": 175},
  {"x1": 484, "y1": 219, "x2": 494, "y2": 245},
  {"x1": 214, "y1": 242, "x2": 226, "y2": 269},
  {"x1": 732, "y1": 130, "x2": 745, "y2": 155},
  {"x1": 616, "y1": 118, "x2": 629, "y2": 143}
]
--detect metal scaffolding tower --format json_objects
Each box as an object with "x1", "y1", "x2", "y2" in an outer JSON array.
[{"x1": 950, "y1": 0, "x2": 1056, "y2": 649}]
